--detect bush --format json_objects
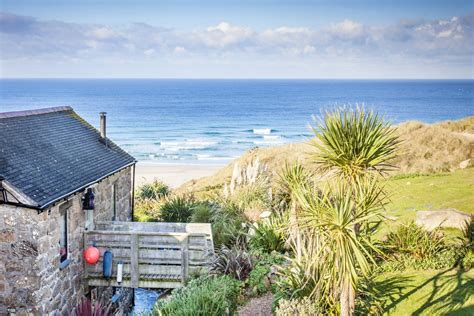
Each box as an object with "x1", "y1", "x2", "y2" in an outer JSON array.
[
  {"x1": 71, "y1": 298, "x2": 112, "y2": 316},
  {"x1": 461, "y1": 249, "x2": 474, "y2": 270},
  {"x1": 133, "y1": 198, "x2": 162, "y2": 222},
  {"x1": 190, "y1": 203, "x2": 213, "y2": 223},
  {"x1": 247, "y1": 252, "x2": 284, "y2": 296},
  {"x1": 275, "y1": 297, "x2": 320, "y2": 316},
  {"x1": 160, "y1": 195, "x2": 196, "y2": 222},
  {"x1": 249, "y1": 212, "x2": 288, "y2": 253},
  {"x1": 136, "y1": 180, "x2": 169, "y2": 200},
  {"x1": 212, "y1": 245, "x2": 254, "y2": 281},
  {"x1": 153, "y1": 275, "x2": 242, "y2": 316},
  {"x1": 381, "y1": 222, "x2": 461, "y2": 271},
  {"x1": 210, "y1": 203, "x2": 247, "y2": 248},
  {"x1": 385, "y1": 222, "x2": 446, "y2": 259},
  {"x1": 231, "y1": 182, "x2": 271, "y2": 220}
]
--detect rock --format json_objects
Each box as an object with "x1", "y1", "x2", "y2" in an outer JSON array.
[
  {"x1": 415, "y1": 209, "x2": 472, "y2": 231},
  {"x1": 460, "y1": 159, "x2": 471, "y2": 169},
  {"x1": 259, "y1": 211, "x2": 272, "y2": 219}
]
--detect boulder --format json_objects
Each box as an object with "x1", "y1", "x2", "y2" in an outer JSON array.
[
  {"x1": 459, "y1": 159, "x2": 471, "y2": 169},
  {"x1": 415, "y1": 209, "x2": 472, "y2": 231}
]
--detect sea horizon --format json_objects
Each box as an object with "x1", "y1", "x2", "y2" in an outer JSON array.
[{"x1": 1, "y1": 79, "x2": 473, "y2": 165}]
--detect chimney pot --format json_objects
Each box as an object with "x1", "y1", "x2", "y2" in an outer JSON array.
[{"x1": 100, "y1": 112, "x2": 107, "y2": 146}]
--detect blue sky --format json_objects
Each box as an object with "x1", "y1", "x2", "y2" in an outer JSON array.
[{"x1": 1, "y1": 0, "x2": 473, "y2": 78}]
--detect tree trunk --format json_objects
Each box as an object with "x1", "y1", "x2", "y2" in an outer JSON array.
[
  {"x1": 340, "y1": 277, "x2": 355, "y2": 316},
  {"x1": 289, "y1": 199, "x2": 301, "y2": 261}
]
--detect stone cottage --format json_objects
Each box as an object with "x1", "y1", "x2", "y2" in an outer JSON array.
[{"x1": 0, "y1": 106, "x2": 137, "y2": 315}]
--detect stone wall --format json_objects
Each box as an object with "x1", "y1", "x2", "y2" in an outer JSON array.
[
  {"x1": 0, "y1": 166, "x2": 133, "y2": 315},
  {"x1": 0, "y1": 204, "x2": 40, "y2": 315},
  {"x1": 93, "y1": 167, "x2": 132, "y2": 223}
]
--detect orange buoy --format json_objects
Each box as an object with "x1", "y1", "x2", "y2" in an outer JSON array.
[{"x1": 84, "y1": 246, "x2": 100, "y2": 264}]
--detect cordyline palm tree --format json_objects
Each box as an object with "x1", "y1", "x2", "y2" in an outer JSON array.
[
  {"x1": 293, "y1": 178, "x2": 386, "y2": 314},
  {"x1": 307, "y1": 107, "x2": 399, "y2": 315},
  {"x1": 311, "y1": 107, "x2": 399, "y2": 181},
  {"x1": 276, "y1": 163, "x2": 314, "y2": 261}
]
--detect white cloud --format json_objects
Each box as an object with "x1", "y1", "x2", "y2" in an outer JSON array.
[
  {"x1": 90, "y1": 27, "x2": 120, "y2": 40},
  {"x1": 174, "y1": 46, "x2": 186, "y2": 54},
  {"x1": 1, "y1": 12, "x2": 473, "y2": 78},
  {"x1": 303, "y1": 45, "x2": 316, "y2": 54},
  {"x1": 198, "y1": 22, "x2": 254, "y2": 47},
  {"x1": 144, "y1": 48, "x2": 155, "y2": 56},
  {"x1": 329, "y1": 19, "x2": 364, "y2": 39}
]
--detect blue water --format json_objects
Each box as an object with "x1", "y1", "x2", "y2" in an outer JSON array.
[
  {"x1": 132, "y1": 288, "x2": 163, "y2": 315},
  {"x1": 1, "y1": 79, "x2": 473, "y2": 164}
]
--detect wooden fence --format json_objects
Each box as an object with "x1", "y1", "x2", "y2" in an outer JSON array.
[{"x1": 83, "y1": 222, "x2": 214, "y2": 288}]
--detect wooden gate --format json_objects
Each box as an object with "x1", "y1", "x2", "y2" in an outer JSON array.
[{"x1": 83, "y1": 222, "x2": 214, "y2": 288}]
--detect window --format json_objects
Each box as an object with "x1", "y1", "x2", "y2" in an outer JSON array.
[
  {"x1": 113, "y1": 182, "x2": 117, "y2": 220},
  {"x1": 0, "y1": 187, "x2": 6, "y2": 202},
  {"x1": 59, "y1": 201, "x2": 71, "y2": 263}
]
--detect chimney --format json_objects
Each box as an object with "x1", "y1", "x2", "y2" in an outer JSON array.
[{"x1": 100, "y1": 112, "x2": 107, "y2": 147}]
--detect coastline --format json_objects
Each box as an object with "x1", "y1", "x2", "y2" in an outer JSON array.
[{"x1": 135, "y1": 162, "x2": 224, "y2": 188}]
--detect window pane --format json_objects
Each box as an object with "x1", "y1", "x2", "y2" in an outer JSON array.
[{"x1": 59, "y1": 212, "x2": 67, "y2": 262}]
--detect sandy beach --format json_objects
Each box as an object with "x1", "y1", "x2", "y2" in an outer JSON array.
[{"x1": 135, "y1": 162, "x2": 223, "y2": 188}]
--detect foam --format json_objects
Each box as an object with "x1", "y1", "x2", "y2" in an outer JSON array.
[{"x1": 253, "y1": 128, "x2": 272, "y2": 135}]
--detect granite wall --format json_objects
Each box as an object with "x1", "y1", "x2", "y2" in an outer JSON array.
[{"x1": 0, "y1": 166, "x2": 134, "y2": 315}]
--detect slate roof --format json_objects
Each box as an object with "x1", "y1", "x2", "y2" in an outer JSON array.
[{"x1": 0, "y1": 106, "x2": 136, "y2": 209}]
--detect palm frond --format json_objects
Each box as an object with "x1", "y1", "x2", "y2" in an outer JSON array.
[{"x1": 311, "y1": 106, "x2": 400, "y2": 180}]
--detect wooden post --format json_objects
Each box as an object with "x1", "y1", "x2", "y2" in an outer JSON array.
[
  {"x1": 130, "y1": 234, "x2": 139, "y2": 288},
  {"x1": 181, "y1": 235, "x2": 189, "y2": 284}
]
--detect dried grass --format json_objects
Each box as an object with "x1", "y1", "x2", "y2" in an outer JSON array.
[{"x1": 177, "y1": 117, "x2": 473, "y2": 194}]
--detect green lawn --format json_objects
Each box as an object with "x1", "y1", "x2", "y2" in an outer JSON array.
[
  {"x1": 374, "y1": 168, "x2": 474, "y2": 315},
  {"x1": 376, "y1": 269, "x2": 474, "y2": 315},
  {"x1": 377, "y1": 168, "x2": 474, "y2": 237}
]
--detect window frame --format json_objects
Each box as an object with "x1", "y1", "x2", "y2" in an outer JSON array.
[
  {"x1": 58, "y1": 200, "x2": 72, "y2": 265},
  {"x1": 112, "y1": 181, "x2": 118, "y2": 221}
]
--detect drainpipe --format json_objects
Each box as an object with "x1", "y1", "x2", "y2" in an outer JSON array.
[
  {"x1": 100, "y1": 112, "x2": 107, "y2": 147},
  {"x1": 131, "y1": 164, "x2": 136, "y2": 221}
]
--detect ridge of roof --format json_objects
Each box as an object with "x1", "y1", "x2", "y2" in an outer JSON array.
[
  {"x1": 0, "y1": 106, "x2": 73, "y2": 119},
  {"x1": 0, "y1": 106, "x2": 136, "y2": 210}
]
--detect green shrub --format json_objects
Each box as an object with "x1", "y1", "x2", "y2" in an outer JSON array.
[
  {"x1": 212, "y1": 245, "x2": 254, "y2": 281},
  {"x1": 153, "y1": 275, "x2": 242, "y2": 316},
  {"x1": 136, "y1": 180, "x2": 170, "y2": 200},
  {"x1": 461, "y1": 249, "x2": 474, "y2": 270},
  {"x1": 381, "y1": 222, "x2": 461, "y2": 271},
  {"x1": 133, "y1": 198, "x2": 162, "y2": 222},
  {"x1": 160, "y1": 195, "x2": 196, "y2": 222},
  {"x1": 247, "y1": 252, "x2": 285, "y2": 296},
  {"x1": 210, "y1": 203, "x2": 247, "y2": 248},
  {"x1": 273, "y1": 233, "x2": 336, "y2": 311},
  {"x1": 275, "y1": 258, "x2": 321, "y2": 302},
  {"x1": 190, "y1": 203, "x2": 213, "y2": 223},
  {"x1": 385, "y1": 222, "x2": 446, "y2": 259},
  {"x1": 232, "y1": 182, "x2": 270, "y2": 212},
  {"x1": 275, "y1": 297, "x2": 320, "y2": 316},
  {"x1": 249, "y1": 213, "x2": 288, "y2": 253}
]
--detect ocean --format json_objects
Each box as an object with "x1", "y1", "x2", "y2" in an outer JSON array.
[{"x1": 1, "y1": 79, "x2": 473, "y2": 164}]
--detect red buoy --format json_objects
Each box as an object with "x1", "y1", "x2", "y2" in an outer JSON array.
[{"x1": 84, "y1": 246, "x2": 100, "y2": 265}]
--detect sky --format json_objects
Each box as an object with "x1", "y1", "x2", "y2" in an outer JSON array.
[{"x1": 0, "y1": 0, "x2": 473, "y2": 78}]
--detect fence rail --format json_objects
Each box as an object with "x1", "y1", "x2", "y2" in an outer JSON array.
[{"x1": 84, "y1": 221, "x2": 214, "y2": 288}]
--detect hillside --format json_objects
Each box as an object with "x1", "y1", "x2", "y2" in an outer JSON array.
[{"x1": 177, "y1": 116, "x2": 474, "y2": 195}]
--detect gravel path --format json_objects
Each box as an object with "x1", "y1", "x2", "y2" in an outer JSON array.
[{"x1": 237, "y1": 293, "x2": 274, "y2": 316}]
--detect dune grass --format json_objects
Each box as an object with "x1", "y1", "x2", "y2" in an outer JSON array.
[
  {"x1": 178, "y1": 117, "x2": 473, "y2": 195},
  {"x1": 375, "y1": 268, "x2": 474, "y2": 316}
]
